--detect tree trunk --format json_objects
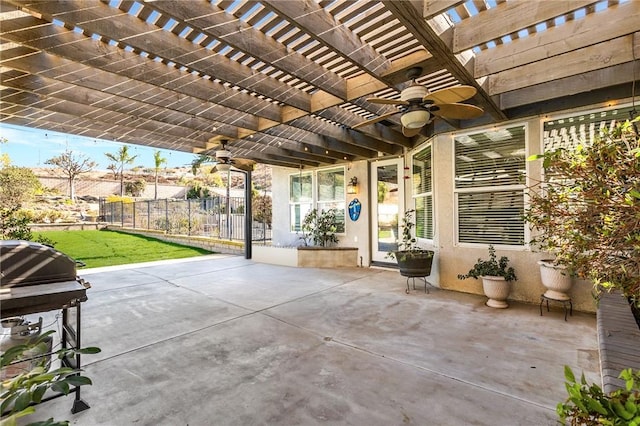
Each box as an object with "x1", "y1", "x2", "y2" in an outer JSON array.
[
  {"x1": 120, "y1": 171, "x2": 124, "y2": 196},
  {"x1": 69, "y1": 177, "x2": 75, "y2": 202},
  {"x1": 154, "y1": 172, "x2": 158, "y2": 200}
]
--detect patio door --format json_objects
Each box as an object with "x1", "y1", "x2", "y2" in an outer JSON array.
[{"x1": 371, "y1": 158, "x2": 404, "y2": 263}]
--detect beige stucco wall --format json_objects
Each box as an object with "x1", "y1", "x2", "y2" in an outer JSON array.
[
  {"x1": 271, "y1": 162, "x2": 371, "y2": 266},
  {"x1": 270, "y1": 114, "x2": 601, "y2": 313}
]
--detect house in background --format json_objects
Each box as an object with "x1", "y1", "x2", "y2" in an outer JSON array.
[{"x1": 2, "y1": 0, "x2": 638, "y2": 311}]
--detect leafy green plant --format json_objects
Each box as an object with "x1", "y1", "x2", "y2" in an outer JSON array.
[
  {"x1": 0, "y1": 331, "x2": 101, "y2": 426},
  {"x1": 386, "y1": 209, "x2": 431, "y2": 261},
  {"x1": 0, "y1": 207, "x2": 55, "y2": 246},
  {"x1": 525, "y1": 116, "x2": 639, "y2": 305},
  {"x1": 457, "y1": 245, "x2": 517, "y2": 281},
  {"x1": 558, "y1": 366, "x2": 640, "y2": 425},
  {"x1": 300, "y1": 208, "x2": 339, "y2": 247}
]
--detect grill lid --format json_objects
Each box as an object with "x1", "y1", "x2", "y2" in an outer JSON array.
[{"x1": 0, "y1": 240, "x2": 77, "y2": 287}]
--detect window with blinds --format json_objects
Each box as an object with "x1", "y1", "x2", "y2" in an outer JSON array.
[
  {"x1": 454, "y1": 125, "x2": 526, "y2": 246},
  {"x1": 412, "y1": 144, "x2": 433, "y2": 239}
]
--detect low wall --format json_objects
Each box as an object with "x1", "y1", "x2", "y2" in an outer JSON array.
[
  {"x1": 253, "y1": 245, "x2": 358, "y2": 268},
  {"x1": 31, "y1": 223, "x2": 108, "y2": 231},
  {"x1": 107, "y1": 226, "x2": 244, "y2": 256}
]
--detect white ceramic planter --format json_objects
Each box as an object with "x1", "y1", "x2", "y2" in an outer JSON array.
[
  {"x1": 481, "y1": 276, "x2": 511, "y2": 308},
  {"x1": 538, "y1": 260, "x2": 573, "y2": 301}
]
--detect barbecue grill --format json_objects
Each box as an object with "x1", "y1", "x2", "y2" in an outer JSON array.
[{"x1": 0, "y1": 240, "x2": 92, "y2": 413}]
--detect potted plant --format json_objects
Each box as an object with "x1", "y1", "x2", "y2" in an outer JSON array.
[
  {"x1": 299, "y1": 208, "x2": 339, "y2": 247},
  {"x1": 525, "y1": 115, "x2": 639, "y2": 322},
  {"x1": 537, "y1": 259, "x2": 572, "y2": 301},
  {"x1": 386, "y1": 209, "x2": 434, "y2": 278},
  {"x1": 457, "y1": 245, "x2": 517, "y2": 308}
]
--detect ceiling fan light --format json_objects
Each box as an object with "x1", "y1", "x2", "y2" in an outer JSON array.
[
  {"x1": 216, "y1": 163, "x2": 231, "y2": 172},
  {"x1": 215, "y1": 149, "x2": 231, "y2": 160},
  {"x1": 401, "y1": 109, "x2": 431, "y2": 129}
]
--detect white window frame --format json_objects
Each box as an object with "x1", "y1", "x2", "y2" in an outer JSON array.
[
  {"x1": 411, "y1": 141, "x2": 435, "y2": 242},
  {"x1": 289, "y1": 171, "x2": 313, "y2": 232},
  {"x1": 453, "y1": 123, "x2": 528, "y2": 249},
  {"x1": 288, "y1": 166, "x2": 346, "y2": 234}
]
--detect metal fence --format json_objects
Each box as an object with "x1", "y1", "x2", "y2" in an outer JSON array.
[{"x1": 99, "y1": 196, "x2": 271, "y2": 242}]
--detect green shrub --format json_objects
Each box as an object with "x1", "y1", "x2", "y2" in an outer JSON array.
[
  {"x1": 558, "y1": 366, "x2": 640, "y2": 425},
  {"x1": 0, "y1": 207, "x2": 56, "y2": 246},
  {"x1": 300, "y1": 208, "x2": 339, "y2": 247},
  {"x1": 0, "y1": 330, "x2": 100, "y2": 426}
]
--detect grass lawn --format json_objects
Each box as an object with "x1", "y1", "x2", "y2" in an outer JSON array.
[{"x1": 37, "y1": 230, "x2": 213, "y2": 269}]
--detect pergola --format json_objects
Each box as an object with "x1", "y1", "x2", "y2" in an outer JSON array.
[{"x1": 1, "y1": 0, "x2": 638, "y2": 169}]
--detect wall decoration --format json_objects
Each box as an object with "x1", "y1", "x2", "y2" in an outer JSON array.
[{"x1": 348, "y1": 198, "x2": 361, "y2": 221}]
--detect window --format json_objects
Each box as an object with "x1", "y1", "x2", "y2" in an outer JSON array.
[
  {"x1": 412, "y1": 143, "x2": 433, "y2": 239},
  {"x1": 317, "y1": 168, "x2": 345, "y2": 232},
  {"x1": 289, "y1": 172, "x2": 312, "y2": 232},
  {"x1": 454, "y1": 125, "x2": 526, "y2": 246},
  {"x1": 289, "y1": 167, "x2": 346, "y2": 232},
  {"x1": 543, "y1": 104, "x2": 637, "y2": 151}
]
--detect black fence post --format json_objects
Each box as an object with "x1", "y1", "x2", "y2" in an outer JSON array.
[
  {"x1": 244, "y1": 170, "x2": 252, "y2": 259},
  {"x1": 165, "y1": 199, "x2": 169, "y2": 233},
  {"x1": 133, "y1": 201, "x2": 136, "y2": 229},
  {"x1": 188, "y1": 198, "x2": 191, "y2": 236}
]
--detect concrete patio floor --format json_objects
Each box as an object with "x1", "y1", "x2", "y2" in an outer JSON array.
[{"x1": 26, "y1": 254, "x2": 599, "y2": 425}]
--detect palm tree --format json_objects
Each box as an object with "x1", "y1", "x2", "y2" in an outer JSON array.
[
  {"x1": 153, "y1": 150, "x2": 167, "y2": 200},
  {"x1": 105, "y1": 145, "x2": 137, "y2": 196}
]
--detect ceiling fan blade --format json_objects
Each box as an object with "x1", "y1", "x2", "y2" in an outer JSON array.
[
  {"x1": 352, "y1": 111, "x2": 399, "y2": 129},
  {"x1": 232, "y1": 158, "x2": 256, "y2": 172},
  {"x1": 366, "y1": 97, "x2": 409, "y2": 106},
  {"x1": 402, "y1": 126, "x2": 422, "y2": 137},
  {"x1": 423, "y1": 85, "x2": 477, "y2": 104},
  {"x1": 432, "y1": 103, "x2": 484, "y2": 120}
]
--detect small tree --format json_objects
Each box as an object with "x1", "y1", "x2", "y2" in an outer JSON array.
[
  {"x1": 525, "y1": 116, "x2": 640, "y2": 305},
  {"x1": 0, "y1": 166, "x2": 41, "y2": 207},
  {"x1": 252, "y1": 193, "x2": 272, "y2": 227},
  {"x1": 105, "y1": 145, "x2": 137, "y2": 196},
  {"x1": 45, "y1": 149, "x2": 96, "y2": 202},
  {"x1": 107, "y1": 163, "x2": 118, "y2": 179},
  {"x1": 153, "y1": 150, "x2": 167, "y2": 200},
  {"x1": 300, "y1": 208, "x2": 339, "y2": 247},
  {"x1": 0, "y1": 136, "x2": 10, "y2": 168},
  {"x1": 124, "y1": 179, "x2": 146, "y2": 197}
]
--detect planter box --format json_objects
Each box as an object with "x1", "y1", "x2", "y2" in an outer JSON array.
[{"x1": 253, "y1": 245, "x2": 358, "y2": 268}]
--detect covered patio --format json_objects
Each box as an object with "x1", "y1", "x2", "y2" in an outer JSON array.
[{"x1": 26, "y1": 255, "x2": 598, "y2": 425}]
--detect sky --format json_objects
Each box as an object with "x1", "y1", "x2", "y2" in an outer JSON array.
[{"x1": 0, "y1": 123, "x2": 198, "y2": 171}]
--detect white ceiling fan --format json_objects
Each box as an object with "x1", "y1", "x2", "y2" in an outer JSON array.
[
  {"x1": 211, "y1": 140, "x2": 255, "y2": 173},
  {"x1": 352, "y1": 67, "x2": 484, "y2": 137}
]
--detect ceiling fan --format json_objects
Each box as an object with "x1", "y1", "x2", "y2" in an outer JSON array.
[
  {"x1": 211, "y1": 140, "x2": 256, "y2": 173},
  {"x1": 352, "y1": 67, "x2": 484, "y2": 137}
]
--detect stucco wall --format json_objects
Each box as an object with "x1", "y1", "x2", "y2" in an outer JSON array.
[
  {"x1": 422, "y1": 118, "x2": 595, "y2": 312},
  {"x1": 270, "y1": 114, "x2": 598, "y2": 313},
  {"x1": 271, "y1": 162, "x2": 370, "y2": 266}
]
